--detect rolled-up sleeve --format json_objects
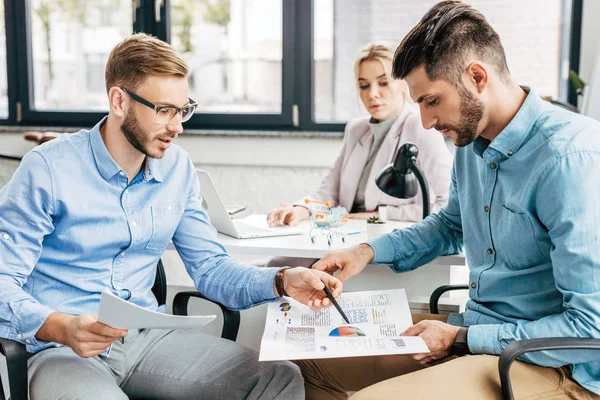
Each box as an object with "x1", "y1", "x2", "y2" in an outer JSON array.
[
  {"x1": 172, "y1": 159, "x2": 278, "y2": 310},
  {"x1": 0, "y1": 151, "x2": 57, "y2": 346},
  {"x1": 367, "y1": 164, "x2": 463, "y2": 271}
]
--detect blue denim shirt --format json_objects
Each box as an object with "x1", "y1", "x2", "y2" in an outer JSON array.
[
  {"x1": 368, "y1": 89, "x2": 600, "y2": 394},
  {"x1": 0, "y1": 118, "x2": 278, "y2": 353}
]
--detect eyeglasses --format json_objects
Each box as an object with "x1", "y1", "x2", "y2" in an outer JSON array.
[{"x1": 121, "y1": 87, "x2": 198, "y2": 124}]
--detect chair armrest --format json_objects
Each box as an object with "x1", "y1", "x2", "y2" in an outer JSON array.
[
  {"x1": 498, "y1": 338, "x2": 600, "y2": 400},
  {"x1": 172, "y1": 291, "x2": 240, "y2": 342},
  {"x1": 429, "y1": 284, "x2": 469, "y2": 314},
  {"x1": 0, "y1": 338, "x2": 31, "y2": 400},
  {"x1": 0, "y1": 153, "x2": 23, "y2": 161}
]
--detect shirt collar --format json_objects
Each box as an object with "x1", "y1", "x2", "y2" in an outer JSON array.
[
  {"x1": 144, "y1": 157, "x2": 163, "y2": 182},
  {"x1": 473, "y1": 86, "x2": 544, "y2": 160},
  {"x1": 90, "y1": 116, "x2": 163, "y2": 183}
]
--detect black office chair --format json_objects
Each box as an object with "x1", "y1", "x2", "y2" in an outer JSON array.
[
  {"x1": 429, "y1": 284, "x2": 600, "y2": 400},
  {"x1": 0, "y1": 259, "x2": 241, "y2": 400}
]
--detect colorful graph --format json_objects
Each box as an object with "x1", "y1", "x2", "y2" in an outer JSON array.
[
  {"x1": 276, "y1": 303, "x2": 292, "y2": 326},
  {"x1": 329, "y1": 326, "x2": 366, "y2": 337}
]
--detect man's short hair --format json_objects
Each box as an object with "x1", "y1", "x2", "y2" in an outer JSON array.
[
  {"x1": 392, "y1": 0, "x2": 510, "y2": 85},
  {"x1": 105, "y1": 33, "x2": 188, "y2": 93}
]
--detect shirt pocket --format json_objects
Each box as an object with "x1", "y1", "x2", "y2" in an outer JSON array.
[
  {"x1": 494, "y1": 205, "x2": 545, "y2": 270},
  {"x1": 146, "y1": 202, "x2": 185, "y2": 252}
]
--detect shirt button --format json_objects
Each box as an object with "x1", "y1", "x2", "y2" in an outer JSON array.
[
  {"x1": 167, "y1": 206, "x2": 172, "y2": 211},
  {"x1": 487, "y1": 248, "x2": 494, "y2": 255},
  {"x1": 507, "y1": 151, "x2": 513, "y2": 156},
  {"x1": 16, "y1": 333, "x2": 22, "y2": 339},
  {"x1": 132, "y1": 221, "x2": 137, "y2": 227},
  {"x1": 119, "y1": 171, "x2": 125, "y2": 176},
  {"x1": 2, "y1": 233, "x2": 9, "y2": 240},
  {"x1": 471, "y1": 282, "x2": 477, "y2": 289},
  {"x1": 490, "y1": 163, "x2": 497, "y2": 169},
  {"x1": 484, "y1": 206, "x2": 490, "y2": 212},
  {"x1": 121, "y1": 252, "x2": 126, "y2": 257},
  {"x1": 25, "y1": 339, "x2": 31, "y2": 344}
]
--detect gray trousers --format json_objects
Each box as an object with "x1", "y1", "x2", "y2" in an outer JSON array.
[{"x1": 27, "y1": 329, "x2": 304, "y2": 400}]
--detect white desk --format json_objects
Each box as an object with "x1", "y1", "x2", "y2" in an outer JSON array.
[
  {"x1": 214, "y1": 215, "x2": 465, "y2": 266},
  {"x1": 166, "y1": 215, "x2": 466, "y2": 300}
]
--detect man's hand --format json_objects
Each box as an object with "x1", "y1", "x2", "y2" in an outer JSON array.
[
  {"x1": 311, "y1": 244, "x2": 375, "y2": 282},
  {"x1": 282, "y1": 267, "x2": 343, "y2": 310},
  {"x1": 267, "y1": 204, "x2": 309, "y2": 226},
  {"x1": 36, "y1": 312, "x2": 127, "y2": 358},
  {"x1": 402, "y1": 320, "x2": 460, "y2": 364}
]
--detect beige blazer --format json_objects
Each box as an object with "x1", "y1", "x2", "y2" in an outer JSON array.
[{"x1": 299, "y1": 107, "x2": 453, "y2": 222}]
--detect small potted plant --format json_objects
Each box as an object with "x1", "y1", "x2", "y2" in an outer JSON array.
[{"x1": 366, "y1": 215, "x2": 388, "y2": 239}]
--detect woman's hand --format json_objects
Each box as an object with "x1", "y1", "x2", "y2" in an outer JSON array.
[{"x1": 267, "y1": 204, "x2": 309, "y2": 226}]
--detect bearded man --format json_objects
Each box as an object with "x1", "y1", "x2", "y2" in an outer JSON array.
[{"x1": 299, "y1": 1, "x2": 600, "y2": 399}]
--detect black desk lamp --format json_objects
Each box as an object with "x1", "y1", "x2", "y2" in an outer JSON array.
[{"x1": 375, "y1": 142, "x2": 430, "y2": 220}]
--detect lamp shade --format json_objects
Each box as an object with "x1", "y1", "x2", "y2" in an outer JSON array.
[
  {"x1": 375, "y1": 143, "x2": 420, "y2": 198},
  {"x1": 375, "y1": 165, "x2": 419, "y2": 198},
  {"x1": 375, "y1": 142, "x2": 430, "y2": 220}
]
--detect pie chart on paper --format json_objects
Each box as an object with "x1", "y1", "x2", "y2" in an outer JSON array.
[{"x1": 328, "y1": 326, "x2": 366, "y2": 337}]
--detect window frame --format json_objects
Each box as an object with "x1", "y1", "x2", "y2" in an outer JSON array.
[
  {"x1": 157, "y1": 0, "x2": 297, "y2": 130},
  {"x1": 0, "y1": 0, "x2": 584, "y2": 131}
]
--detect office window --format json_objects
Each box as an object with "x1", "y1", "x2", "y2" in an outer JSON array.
[
  {"x1": 170, "y1": 0, "x2": 283, "y2": 114},
  {"x1": 0, "y1": 1, "x2": 7, "y2": 119},
  {"x1": 3, "y1": 0, "x2": 580, "y2": 129},
  {"x1": 29, "y1": 0, "x2": 133, "y2": 111},
  {"x1": 314, "y1": 0, "x2": 567, "y2": 123}
]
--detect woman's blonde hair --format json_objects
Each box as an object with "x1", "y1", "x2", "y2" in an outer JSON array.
[
  {"x1": 105, "y1": 33, "x2": 188, "y2": 93},
  {"x1": 353, "y1": 42, "x2": 413, "y2": 106}
]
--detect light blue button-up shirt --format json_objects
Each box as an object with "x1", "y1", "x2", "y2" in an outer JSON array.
[
  {"x1": 0, "y1": 118, "x2": 279, "y2": 353},
  {"x1": 368, "y1": 89, "x2": 600, "y2": 394}
]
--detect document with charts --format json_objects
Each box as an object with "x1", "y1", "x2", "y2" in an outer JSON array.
[{"x1": 259, "y1": 288, "x2": 429, "y2": 361}]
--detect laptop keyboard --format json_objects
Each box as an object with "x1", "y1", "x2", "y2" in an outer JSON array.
[{"x1": 234, "y1": 221, "x2": 275, "y2": 235}]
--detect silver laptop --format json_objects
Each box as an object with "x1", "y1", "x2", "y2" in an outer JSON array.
[{"x1": 196, "y1": 170, "x2": 302, "y2": 239}]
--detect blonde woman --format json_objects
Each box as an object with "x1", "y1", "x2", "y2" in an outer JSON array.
[{"x1": 268, "y1": 42, "x2": 452, "y2": 227}]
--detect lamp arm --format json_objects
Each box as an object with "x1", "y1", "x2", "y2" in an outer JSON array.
[{"x1": 409, "y1": 158, "x2": 430, "y2": 219}]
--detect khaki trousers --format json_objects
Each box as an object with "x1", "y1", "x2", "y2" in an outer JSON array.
[{"x1": 295, "y1": 314, "x2": 600, "y2": 400}]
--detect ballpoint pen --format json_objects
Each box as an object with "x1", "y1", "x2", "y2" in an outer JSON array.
[{"x1": 321, "y1": 279, "x2": 350, "y2": 324}]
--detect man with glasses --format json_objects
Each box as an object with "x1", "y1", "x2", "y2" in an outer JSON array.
[{"x1": 0, "y1": 33, "x2": 340, "y2": 399}]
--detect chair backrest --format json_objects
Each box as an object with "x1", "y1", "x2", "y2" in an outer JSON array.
[{"x1": 152, "y1": 259, "x2": 167, "y2": 306}]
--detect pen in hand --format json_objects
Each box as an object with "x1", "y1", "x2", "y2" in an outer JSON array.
[{"x1": 321, "y1": 279, "x2": 350, "y2": 324}]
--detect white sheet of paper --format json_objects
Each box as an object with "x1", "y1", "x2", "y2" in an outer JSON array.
[
  {"x1": 97, "y1": 291, "x2": 216, "y2": 329},
  {"x1": 259, "y1": 288, "x2": 430, "y2": 361}
]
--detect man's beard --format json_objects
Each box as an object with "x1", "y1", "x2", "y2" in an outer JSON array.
[
  {"x1": 436, "y1": 86, "x2": 485, "y2": 147},
  {"x1": 121, "y1": 109, "x2": 164, "y2": 159}
]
